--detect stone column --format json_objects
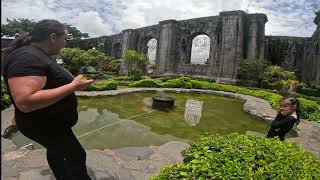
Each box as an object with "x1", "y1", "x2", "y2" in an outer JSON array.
[
  {"x1": 246, "y1": 14, "x2": 268, "y2": 59},
  {"x1": 121, "y1": 29, "x2": 138, "y2": 58},
  {"x1": 218, "y1": 10, "x2": 246, "y2": 81},
  {"x1": 302, "y1": 14, "x2": 320, "y2": 86},
  {"x1": 313, "y1": 14, "x2": 320, "y2": 86},
  {"x1": 157, "y1": 20, "x2": 179, "y2": 74}
]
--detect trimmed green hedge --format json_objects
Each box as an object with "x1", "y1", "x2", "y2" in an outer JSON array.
[
  {"x1": 111, "y1": 76, "x2": 131, "y2": 81},
  {"x1": 116, "y1": 81, "x2": 131, "y2": 86},
  {"x1": 129, "y1": 79, "x2": 161, "y2": 88},
  {"x1": 151, "y1": 133, "x2": 320, "y2": 180},
  {"x1": 297, "y1": 87, "x2": 320, "y2": 97},
  {"x1": 298, "y1": 98, "x2": 320, "y2": 121},
  {"x1": 85, "y1": 80, "x2": 117, "y2": 91},
  {"x1": 1, "y1": 75, "x2": 11, "y2": 110},
  {"x1": 129, "y1": 77, "x2": 320, "y2": 122},
  {"x1": 294, "y1": 93, "x2": 320, "y2": 105}
]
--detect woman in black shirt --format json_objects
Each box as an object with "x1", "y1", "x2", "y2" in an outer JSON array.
[{"x1": 2, "y1": 19, "x2": 93, "y2": 180}]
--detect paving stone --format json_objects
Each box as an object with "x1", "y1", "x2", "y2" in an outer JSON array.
[
  {"x1": 113, "y1": 147, "x2": 154, "y2": 161},
  {"x1": 1, "y1": 164, "x2": 19, "y2": 177},
  {"x1": 153, "y1": 141, "x2": 190, "y2": 162},
  {"x1": 18, "y1": 168, "x2": 54, "y2": 180}
]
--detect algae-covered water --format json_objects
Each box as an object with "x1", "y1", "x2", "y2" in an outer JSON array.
[{"x1": 11, "y1": 92, "x2": 293, "y2": 149}]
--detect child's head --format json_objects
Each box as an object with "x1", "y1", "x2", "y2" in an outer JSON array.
[{"x1": 279, "y1": 95, "x2": 300, "y2": 122}]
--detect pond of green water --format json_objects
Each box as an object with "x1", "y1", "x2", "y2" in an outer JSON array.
[{"x1": 11, "y1": 92, "x2": 294, "y2": 149}]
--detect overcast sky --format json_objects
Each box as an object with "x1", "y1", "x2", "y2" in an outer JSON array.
[{"x1": 2, "y1": 0, "x2": 319, "y2": 38}]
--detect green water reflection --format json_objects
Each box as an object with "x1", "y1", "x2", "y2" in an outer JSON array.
[{"x1": 11, "y1": 92, "x2": 294, "y2": 149}]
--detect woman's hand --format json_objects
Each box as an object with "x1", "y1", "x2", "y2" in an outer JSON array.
[{"x1": 70, "y1": 75, "x2": 94, "y2": 91}]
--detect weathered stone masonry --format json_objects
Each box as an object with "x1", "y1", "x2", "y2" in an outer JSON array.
[
  {"x1": 66, "y1": 10, "x2": 268, "y2": 84},
  {"x1": 67, "y1": 11, "x2": 318, "y2": 85},
  {"x1": 264, "y1": 13, "x2": 319, "y2": 86}
]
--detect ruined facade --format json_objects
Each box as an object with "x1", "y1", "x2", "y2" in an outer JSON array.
[
  {"x1": 264, "y1": 14, "x2": 320, "y2": 86},
  {"x1": 67, "y1": 10, "x2": 268, "y2": 84},
  {"x1": 301, "y1": 15, "x2": 320, "y2": 86}
]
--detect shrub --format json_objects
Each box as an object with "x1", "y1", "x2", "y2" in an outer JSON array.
[
  {"x1": 80, "y1": 66, "x2": 97, "y2": 74},
  {"x1": 108, "y1": 59, "x2": 121, "y2": 75},
  {"x1": 58, "y1": 48, "x2": 114, "y2": 75},
  {"x1": 238, "y1": 59, "x2": 271, "y2": 82},
  {"x1": 188, "y1": 76, "x2": 216, "y2": 83},
  {"x1": 298, "y1": 98, "x2": 320, "y2": 122},
  {"x1": 128, "y1": 79, "x2": 160, "y2": 88},
  {"x1": 58, "y1": 48, "x2": 86, "y2": 74},
  {"x1": 161, "y1": 81, "x2": 179, "y2": 88},
  {"x1": 296, "y1": 82, "x2": 307, "y2": 91},
  {"x1": 151, "y1": 133, "x2": 320, "y2": 180},
  {"x1": 261, "y1": 66, "x2": 296, "y2": 91},
  {"x1": 85, "y1": 80, "x2": 117, "y2": 91},
  {"x1": 1, "y1": 76, "x2": 11, "y2": 110},
  {"x1": 297, "y1": 87, "x2": 320, "y2": 97},
  {"x1": 293, "y1": 92, "x2": 320, "y2": 105},
  {"x1": 189, "y1": 80, "x2": 206, "y2": 89},
  {"x1": 124, "y1": 50, "x2": 149, "y2": 76},
  {"x1": 116, "y1": 81, "x2": 131, "y2": 86},
  {"x1": 102, "y1": 81, "x2": 117, "y2": 90},
  {"x1": 147, "y1": 61, "x2": 156, "y2": 75},
  {"x1": 111, "y1": 76, "x2": 130, "y2": 81},
  {"x1": 162, "y1": 77, "x2": 193, "y2": 89},
  {"x1": 128, "y1": 69, "x2": 143, "y2": 81}
]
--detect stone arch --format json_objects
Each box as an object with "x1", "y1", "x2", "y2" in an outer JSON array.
[
  {"x1": 137, "y1": 35, "x2": 159, "y2": 61},
  {"x1": 147, "y1": 38, "x2": 157, "y2": 62},
  {"x1": 186, "y1": 32, "x2": 211, "y2": 64}
]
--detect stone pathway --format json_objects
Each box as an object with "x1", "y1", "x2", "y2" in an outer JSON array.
[
  {"x1": 1, "y1": 141, "x2": 189, "y2": 180},
  {"x1": 2, "y1": 88, "x2": 319, "y2": 179}
]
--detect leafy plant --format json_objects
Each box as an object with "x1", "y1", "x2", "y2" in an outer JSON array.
[
  {"x1": 85, "y1": 80, "x2": 117, "y2": 91},
  {"x1": 58, "y1": 48, "x2": 114, "y2": 75},
  {"x1": 129, "y1": 79, "x2": 160, "y2": 88},
  {"x1": 151, "y1": 133, "x2": 320, "y2": 180},
  {"x1": 108, "y1": 59, "x2": 122, "y2": 75},
  {"x1": 261, "y1": 66, "x2": 296, "y2": 92},
  {"x1": 147, "y1": 61, "x2": 156, "y2": 75},
  {"x1": 124, "y1": 50, "x2": 149, "y2": 78},
  {"x1": 1, "y1": 75, "x2": 11, "y2": 109},
  {"x1": 128, "y1": 69, "x2": 143, "y2": 81},
  {"x1": 297, "y1": 87, "x2": 320, "y2": 97},
  {"x1": 238, "y1": 59, "x2": 271, "y2": 82}
]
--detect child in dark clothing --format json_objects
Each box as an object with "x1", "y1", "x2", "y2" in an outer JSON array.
[{"x1": 267, "y1": 95, "x2": 300, "y2": 141}]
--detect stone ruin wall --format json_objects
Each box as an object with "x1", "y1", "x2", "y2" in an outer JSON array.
[
  {"x1": 302, "y1": 15, "x2": 320, "y2": 86},
  {"x1": 264, "y1": 14, "x2": 319, "y2": 86},
  {"x1": 66, "y1": 10, "x2": 268, "y2": 84}
]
